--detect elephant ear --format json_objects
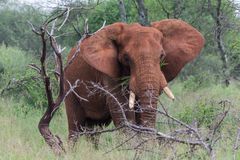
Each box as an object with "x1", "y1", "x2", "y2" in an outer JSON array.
[
  {"x1": 80, "y1": 23, "x2": 125, "y2": 78},
  {"x1": 151, "y1": 19, "x2": 205, "y2": 82}
]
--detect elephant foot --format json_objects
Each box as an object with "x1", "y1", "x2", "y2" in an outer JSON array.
[
  {"x1": 86, "y1": 134, "x2": 101, "y2": 150},
  {"x1": 68, "y1": 132, "x2": 79, "y2": 150}
]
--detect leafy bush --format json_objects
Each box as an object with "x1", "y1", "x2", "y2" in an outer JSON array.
[
  {"x1": 182, "y1": 73, "x2": 216, "y2": 91},
  {"x1": 0, "y1": 61, "x2": 4, "y2": 74},
  {"x1": 0, "y1": 61, "x2": 4, "y2": 81},
  {"x1": 0, "y1": 44, "x2": 47, "y2": 108},
  {"x1": 181, "y1": 54, "x2": 222, "y2": 90},
  {"x1": 177, "y1": 99, "x2": 221, "y2": 127},
  {"x1": 0, "y1": 6, "x2": 44, "y2": 52}
]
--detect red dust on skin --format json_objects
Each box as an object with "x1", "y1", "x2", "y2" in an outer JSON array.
[{"x1": 64, "y1": 19, "x2": 205, "y2": 140}]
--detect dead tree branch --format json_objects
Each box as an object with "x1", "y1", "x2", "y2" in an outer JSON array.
[
  {"x1": 36, "y1": 25, "x2": 65, "y2": 155},
  {"x1": 28, "y1": 8, "x2": 89, "y2": 155},
  {"x1": 84, "y1": 82, "x2": 223, "y2": 157}
]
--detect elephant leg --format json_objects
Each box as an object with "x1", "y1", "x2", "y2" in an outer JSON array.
[
  {"x1": 65, "y1": 92, "x2": 86, "y2": 148},
  {"x1": 106, "y1": 89, "x2": 135, "y2": 127}
]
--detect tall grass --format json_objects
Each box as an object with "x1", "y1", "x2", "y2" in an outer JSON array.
[{"x1": 0, "y1": 83, "x2": 240, "y2": 159}]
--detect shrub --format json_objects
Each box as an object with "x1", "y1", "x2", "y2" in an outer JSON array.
[
  {"x1": 180, "y1": 54, "x2": 222, "y2": 90},
  {"x1": 0, "y1": 44, "x2": 47, "y2": 108},
  {"x1": 177, "y1": 99, "x2": 221, "y2": 128},
  {"x1": 182, "y1": 73, "x2": 216, "y2": 91},
  {"x1": 0, "y1": 61, "x2": 4, "y2": 74}
]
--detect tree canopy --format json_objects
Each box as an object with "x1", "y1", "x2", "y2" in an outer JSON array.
[{"x1": 0, "y1": 0, "x2": 239, "y2": 86}]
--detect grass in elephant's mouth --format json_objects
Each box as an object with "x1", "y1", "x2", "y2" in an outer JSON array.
[
  {"x1": 0, "y1": 83, "x2": 240, "y2": 159},
  {"x1": 160, "y1": 59, "x2": 168, "y2": 68},
  {"x1": 118, "y1": 75, "x2": 130, "y2": 87}
]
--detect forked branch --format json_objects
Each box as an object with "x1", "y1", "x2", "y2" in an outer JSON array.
[
  {"x1": 28, "y1": 4, "x2": 108, "y2": 153},
  {"x1": 36, "y1": 25, "x2": 66, "y2": 155},
  {"x1": 29, "y1": 9, "x2": 89, "y2": 155}
]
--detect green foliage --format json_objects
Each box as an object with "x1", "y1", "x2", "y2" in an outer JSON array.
[
  {"x1": 0, "y1": 0, "x2": 240, "y2": 86},
  {"x1": 0, "y1": 44, "x2": 31, "y2": 82},
  {"x1": 225, "y1": 26, "x2": 240, "y2": 79},
  {"x1": 0, "y1": 44, "x2": 47, "y2": 108},
  {"x1": 177, "y1": 99, "x2": 218, "y2": 127},
  {"x1": 180, "y1": 53, "x2": 223, "y2": 90},
  {"x1": 88, "y1": 0, "x2": 120, "y2": 32},
  {"x1": 182, "y1": 73, "x2": 216, "y2": 91},
  {"x1": 118, "y1": 75, "x2": 130, "y2": 87},
  {"x1": 0, "y1": 61, "x2": 4, "y2": 75},
  {"x1": 0, "y1": 5, "x2": 44, "y2": 52}
]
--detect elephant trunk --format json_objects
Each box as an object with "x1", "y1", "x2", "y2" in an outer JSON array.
[
  {"x1": 138, "y1": 86, "x2": 159, "y2": 128},
  {"x1": 135, "y1": 71, "x2": 174, "y2": 128},
  {"x1": 135, "y1": 58, "x2": 162, "y2": 128}
]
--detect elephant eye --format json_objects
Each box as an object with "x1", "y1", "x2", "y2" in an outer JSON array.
[
  {"x1": 122, "y1": 54, "x2": 131, "y2": 66},
  {"x1": 160, "y1": 50, "x2": 166, "y2": 60}
]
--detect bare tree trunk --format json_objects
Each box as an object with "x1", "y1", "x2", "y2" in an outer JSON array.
[
  {"x1": 215, "y1": 0, "x2": 230, "y2": 86},
  {"x1": 135, "y1": 0, "x2": 150, "y2": 26},
  {"x1": 118, "y1": 0, "x2": 127, "y2": 22},
  {"x1": 208, "y1": 0, "x2": 230, "y2": 86}
]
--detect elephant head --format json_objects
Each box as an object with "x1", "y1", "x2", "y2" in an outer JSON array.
[{"x1": 80, "y1": 19, "x2": 204, "y2": 128}]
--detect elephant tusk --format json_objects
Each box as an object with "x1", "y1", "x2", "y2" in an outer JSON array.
[
  {"x1": 163, "y1": 86, "x2": 175, "y2": 101},
  {"x1": 129, "y1": 91, "x2": 135, "y2": 109}
]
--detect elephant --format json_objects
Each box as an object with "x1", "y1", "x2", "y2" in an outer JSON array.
[{"x1": 64, "y1": 19, "x2": 204, "y2": 142}]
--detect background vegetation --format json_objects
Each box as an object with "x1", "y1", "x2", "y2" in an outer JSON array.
[{"x1": 0, "y1": 0, "x2": 240, "y2": 159}]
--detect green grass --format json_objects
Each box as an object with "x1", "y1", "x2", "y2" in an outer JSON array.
[
  {"x1": 0, "y1": 83, "x2": 240, "y2": 159},
  {"x1": 0, "y1": 98, "x2": 137, "y2": 160}
]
